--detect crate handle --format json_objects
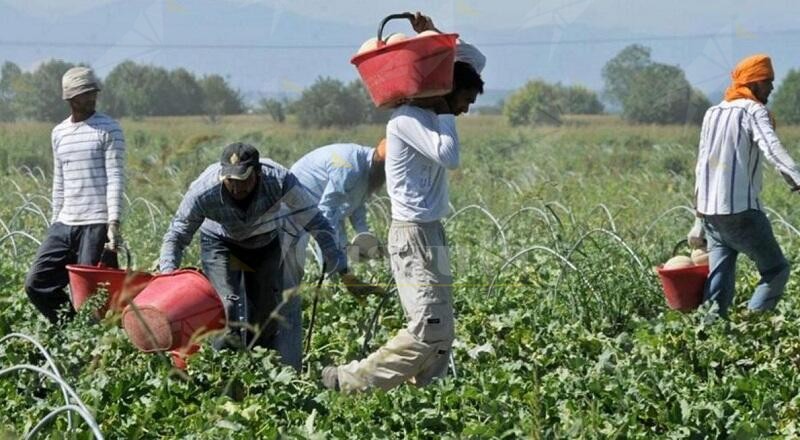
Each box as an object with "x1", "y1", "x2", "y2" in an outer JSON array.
[{"x1": 377, "y1": 12, "x2": 415, "y2": 41}]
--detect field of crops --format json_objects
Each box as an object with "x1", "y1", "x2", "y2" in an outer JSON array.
[{"x1": 3, "y1": 114, "x2": 800, "y2": 438}]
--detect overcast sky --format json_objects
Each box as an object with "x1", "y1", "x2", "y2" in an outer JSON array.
[{"x1": 2, "y1": 0, "x2": 799, "y2": 104}]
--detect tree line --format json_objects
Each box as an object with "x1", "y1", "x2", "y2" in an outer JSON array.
[
  {"x1": 3, "y1": 47, "x2": 800, "y2": 127},
  {"x1": 504, "y1": 44, "x2": 800, "y2": 126},
  {"x1": 0, "y1": 60, "x2": 243, "y2": 122}
]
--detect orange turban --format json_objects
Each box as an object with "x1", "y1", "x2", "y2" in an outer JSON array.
[
  {"x1": 373, "y1": 138, "x2": 387, "y2": 162},
  {"x1": 724, "y1": 54, "x2": 774, "y2": 103}
]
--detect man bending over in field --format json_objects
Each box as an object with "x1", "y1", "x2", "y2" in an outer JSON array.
[
  {"x1": 25, "y1": 67, "x2": 125, "y2": 324},
  {"x1": 280, "y1": 140, "x2": 388, "y2": 368},
  {"x1": 159, "y1": 143, "x2": 375, "y2": 369},
  {"x1": 322, "y1": 13, "x2": 485, "y2": 392},
  {"x1": 687, "y1": 54, "x2": 800, "y2": 317}
]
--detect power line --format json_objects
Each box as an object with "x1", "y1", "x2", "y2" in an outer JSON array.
[{"x1": 1, "y1": 28, "x2": 799, "y2": 51}]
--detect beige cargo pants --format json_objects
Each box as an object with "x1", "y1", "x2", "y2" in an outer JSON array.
[{"x1": 336, "y1": 220, "x2": 455, "y2": 393}]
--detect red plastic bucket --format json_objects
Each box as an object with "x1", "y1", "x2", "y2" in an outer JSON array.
[
  {"x1": 352, "y1": 14, "x2": 458, "y2": 108},
  {"x1": 170, "y1": 345, "x2": 199, "y2": 370},
  {"x1": 656, "y1": 264, "x2": 709, "y2": 311},
  {"x1": 122, "y1": 269, "x2": 225, "y2": 353},
  {"x1": 66, "y1": 264, "x2": 153, "y2": 316}
]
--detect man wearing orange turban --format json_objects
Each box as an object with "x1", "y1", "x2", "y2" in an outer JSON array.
[
  {"x1": 688, "y1": 54, "x2": 800, "y2": 317},
  {"x1": 724, "y1": 54, "x2": 775, "y2": 104}
]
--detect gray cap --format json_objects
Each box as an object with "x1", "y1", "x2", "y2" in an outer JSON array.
[{"x1": 62, "y1": 66, "x2": 100, "y2": 100}]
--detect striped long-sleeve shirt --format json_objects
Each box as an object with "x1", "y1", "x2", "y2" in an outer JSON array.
[
  {"x1": 159, "y1": 159, "x2": 346, "y2": 274},
  {"x1": 694, "y1": 98, "x2": 800, "y2": 215},
  {"x1": 51, "y1": 113, "x2": 126, "y2": 225}
]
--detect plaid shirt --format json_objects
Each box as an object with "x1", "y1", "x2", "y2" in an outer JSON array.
[{"x1": 159, "y1": 159, "x2": 345, "y2": 274}]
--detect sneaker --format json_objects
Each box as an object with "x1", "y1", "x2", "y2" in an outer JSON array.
[{"x1": 321, "y1": 366, "x2": 340, "y2": 391}]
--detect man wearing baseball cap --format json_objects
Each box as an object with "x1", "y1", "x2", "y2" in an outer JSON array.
[
  {"x1": 159, "y1": 142, "x2": 375, "y2": 368},
  {"x1": 25, "y1": 66, "x2": 126, "y2": 324}
]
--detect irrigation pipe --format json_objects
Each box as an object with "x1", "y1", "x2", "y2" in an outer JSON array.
[
  {"x1": 544, "y1": 201, "x2": 575, "y2": 227},
  {"x1": 0, "y1": 218, "x2": 17, "y2": 258},
  {"x1": 443, "y1": 205, "x2": 509, "y2": 256},
  {"x1": 587, "y1": 204, "x2": 617, "y2": 233},
  {"x1": 0, "y1": 230, "x2": 42, "y2": 247},
  {"x1": 1, "y1": 333, "x2": 73, "y2": 430},
  {"x1": 565, "y1": 228, "x2": 645, "y2": 271},
  {"x1": 8, "y1": 200, "x2": 49, "y2": 229},
  {"x1": 764, "y1": 207, "x2": 800, "y2": 238},
  {"x1": 639, "y1": 205, "x2": 695, "y2": 243},
  {"x1": 359, "y1": 287, "x2": 395, "y2": 357},
  {"x1": 24, "y1": 405, "x2": 103, "y2": 440},
  {"x1": 500, "y1": 207, "x2": 560, "y2": 245},
  {"x1": 487, "y1": 245, "x2": 599, "y2": 303},
  {"x1": 0, "y1": 365, "x2": 102, "y2": 439}
]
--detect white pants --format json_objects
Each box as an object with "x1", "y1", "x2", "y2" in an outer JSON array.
[{"x1": 337, "y1": 220, "x2": 454, "y2": 393}]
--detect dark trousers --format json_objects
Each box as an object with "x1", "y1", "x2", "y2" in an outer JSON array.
[
  {"x1": 25, "y1": 222, "x2": 109, "y2": 324},
  {"x1": 200, "y1": 233, "x2": 284, "y2": 352}
]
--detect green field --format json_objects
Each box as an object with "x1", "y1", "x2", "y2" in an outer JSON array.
[{"x1": 3, "y1": 114, "x2": 800, "y2": 438}]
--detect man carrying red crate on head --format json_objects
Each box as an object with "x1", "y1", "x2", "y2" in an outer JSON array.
[
  {"x1": 25, "y1": 67, "x2": 126, "y2": 325},
  {"x1": 687, "y1": 54, "x2": 800, "y2": 318},
  {"x1": 158, "y1": 143, "x2": 378, "y2": 370},
  {"x1": 322, "y1": 12, "x2": 485, "y2": 393}
]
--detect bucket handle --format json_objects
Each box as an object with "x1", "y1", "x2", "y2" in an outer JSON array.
[
  {"x1": 98, "y1": 243, "x2": 132, "y2": 271},
  {"x1": 377, "y1": 12, "x2": 415, "y2": 42},
  {"x1": 671, "y1": 239, "x2": 688, "y2": 257}
]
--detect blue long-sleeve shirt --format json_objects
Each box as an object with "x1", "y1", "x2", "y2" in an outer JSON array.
[
  {"x1": 288, "y1": 144, "x2": 375, "y2": 252},
  {"x1": 159, "y1": 159, "x2": 346, "y2": 274}
]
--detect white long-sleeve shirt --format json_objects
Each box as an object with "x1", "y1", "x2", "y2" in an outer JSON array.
[
  {"x1": 51, "y1": 113, "x2": 126, "y2": 225},
  {"x1": 695, "y1": 99, "x2": 800, "y2": 215},
  {"x1": 386, "y1": 105, "x2": 459, "y2": 222}
]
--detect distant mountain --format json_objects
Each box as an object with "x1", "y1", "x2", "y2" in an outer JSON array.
[{"x1": 2, "y1": 1, "x2": 800, "y2": 102}]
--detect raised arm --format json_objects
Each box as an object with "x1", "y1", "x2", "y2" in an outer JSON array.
[{"x1": 392, "y1": 107, "x2": 459, "y2": 170}]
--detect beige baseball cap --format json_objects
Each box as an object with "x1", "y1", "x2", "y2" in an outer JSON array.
[{"x1": 62, "y1": 66, "x2": 101, "y2": 100}]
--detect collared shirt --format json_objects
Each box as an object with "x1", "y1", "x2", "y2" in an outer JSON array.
[
  {"x1": 51, "y1": 112, "x2": 125, "y2": 225},
  {"x1": 159, "y1": 159, "x2": 345, "y2": 273},
  {"x1": 385, "y1": 105, "x2": 459, "y2": 222},
  {"x1": 695, "y1": 98, "x2": 800, "y2": 215},
  {"x1": 288, "y1": 143, "x2": 373, "y2": 252}
]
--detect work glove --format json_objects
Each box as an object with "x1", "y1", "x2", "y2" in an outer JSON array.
[
  {"x1": 687, "y1": 217, "x2": 706, "y2": 249},
  {"x1": 106, "y1": 221, "x2": 122, "y2": 250},
  {"x1": 348, "y1": 232, "x2": 388, "y2": 262},
  {"x1": 340, "y1": 272, "x2": 385, "y2": 300}
]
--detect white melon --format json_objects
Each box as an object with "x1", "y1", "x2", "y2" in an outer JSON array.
[
  {"x1": 663, "y1": 255, "x2": 693, "y2": 270},
  {"x1": 385, "y1": 32, "x2": 408, "y2": 45},
  {"x1": 357, "y1": 37, "x2": 379, "y2": 54},
  {"x1": 691, "y1": 248, "x2": 709, "y2": 266},
  {"x1": 417, "y1": 30, "x2": 440, "y2": 38}
]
